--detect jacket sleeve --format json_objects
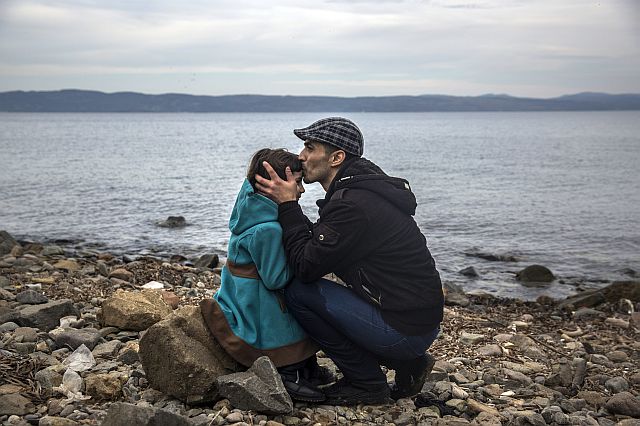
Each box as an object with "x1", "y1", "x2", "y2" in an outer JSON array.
[
  {"x1": 278, "y1": 199, "x2": 368, "y2": 283},
  {"x1": 248, "y1": 224, "x2": 293, "y2": 290}
]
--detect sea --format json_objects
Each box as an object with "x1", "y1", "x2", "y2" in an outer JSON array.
[{"x1": 1, "y1": 111, "x2": 639, "y2": 300}]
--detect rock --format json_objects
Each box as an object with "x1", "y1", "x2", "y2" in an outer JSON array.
[
  {"x1": 516, "y1": 265, "x2": 554, "y2": 283},
  {"x1": 100, "y1": 290, "x2": 172, "y2": 331},
  {"x1": 84, "y1": 373, "x2": 126, "y2": 401},
  {"x1": 503, "y1": 369, "x2": 533, "y2": 385},
  {"x1": 558, "y1": 281, "x2": 640, "y2": 310},
  {"x1": 0, "y1": 276, "x2": 10, "y2": 288},
  {"x1": 573, "y1": 307, "x2": 603, "y2": 319},
  {"x1": 0, "y1": 230, "x2": 20, "y2": 256},
  {"x1": 0, "y1": 288, "x2": 16, "y2": 301},
  {"x1": 14, "y1": 326, "x2": 39, "y2": 342},
  {"x1": 443, "y1": 282, "x2": 470, "y2": 307},
  {"x1": 466, "y1": 398, "x2": 500, "y2": 417},
  {"x1": 15, "y1": 290, "x2": 48, "y2": 305},
  {"x1": 194, "y1": 254, "x2": 219, "y2": 269},
  {"x1": 604, "y1": 391, "x2": 640, "y2": 417},
  {"x1": 16, "y1": 299, "x2": 78, "y2": 331},
  {"x1": 49, "y1": 327, "x2": 102, "y2": 350},
  {"x1": 108, "y1": 268, "x2": 133, "y2": 282},
  {"x1": 606, "y1": 350, "x2": 629, "y2": 363},
  {"x1": 0, "y1": 393, "x2": 35, "y2": 415},
  {"x1": 52, "y1": 260, "x2": 80, "y2": 272},
  {"x1": 510, "y1": 412, "x2": 546, "y2": 426},
  {"x1": 470, "y1": 411, "x2": 501, "y2": 426},
  {"x1": 35, "y1": 368, "x2": 63, "y2": 394},
  {"x1": 139, "y1": 305, "x2": 237, "y2": 404},
  {"x1": 0, "y1": 321, "x2": 19, "y2": 332},
  {"x1": 0, "y1": 385, "x2": 23, "y2": 395},
  {"x1": 631, "y1": 312, "x2": 640, "y2": 326},
  {"x1": 577, "y1": 391, "x2": 607, "y2": 409},
  {"x1": 96, "y1": 261, "x2": 109, "y2": 277},
  {"x1": 604, "y1": 376, "x2": 629, "y2": 393},
  {"x1": 601, "y1": 280, "x2": 640, "y2": 302},
  {"x1": 459, "y1": 266, "x2": 479, "y2": 277},
  {"x1": 459, "y1": 332, "x2": 484, "y2": 345},
  {"x1": 161, "y1": 291, "x2": 180, "y2": 309},
  {"x1": 92, "y1": 340, "x2": 123, "y2": 359},
  {"x1": 41, "y1": 246, "x2": 65, "y2": 256},
  {"x1": 141, "y1": 281, "x2": 164, "y2": 289},
  {"x1": 38, "y1": 416, "x2": 79, "y2": 426},
  {"x1": 604, "y1": 317, "x2": 629, "y2": 328},
  {"x1": 101, "y1": 402, "x2": 192, "y2": 426},
  {"x1": 157, "y1": 216, "x2": 187, "y2": 228},
  {"x1": 464, "y1": 250, "x2": 518, "y2": 262},
  {"x1": 116, "y1": 341, "x2": 139, "y2": 365}
]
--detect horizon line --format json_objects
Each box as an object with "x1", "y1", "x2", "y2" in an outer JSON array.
[{"x1": 3, "y1": 88, "x2": 640, "y2": 100}]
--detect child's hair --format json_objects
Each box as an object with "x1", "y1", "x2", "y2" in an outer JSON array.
[{"x1": 247, "y1": 148, "x2": 302, "y2": 189}]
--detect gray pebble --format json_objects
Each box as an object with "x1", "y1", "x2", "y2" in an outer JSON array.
[{"x1": 604, "y1": 376, "x2": 629, "y2": 393}]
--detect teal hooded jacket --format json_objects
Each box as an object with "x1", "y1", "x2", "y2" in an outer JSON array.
[{"x1": 208, "y1": 179, "x2": 315, "y2": 366}]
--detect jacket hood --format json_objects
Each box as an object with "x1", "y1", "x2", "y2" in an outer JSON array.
[
  {"x1": 319, "y1": 157, "x2": 418, "y2": 215},
  {"x1": 229, "y1": 179, "x2": 279, "y2": 235}
]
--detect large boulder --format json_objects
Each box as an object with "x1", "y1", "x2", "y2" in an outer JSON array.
[
  {"x1": 16, "y1": 299, "x2": 78, "y2": 331},
  {"x1": 216, "y1": 356, "x2": 293, "y2": 415},
  {"x1": 99, "y1": 290, "x2": 172, "y2": 331},
  {"x1": 604, "y1": 391, "x2": 640, "y2": 417},
  {"x1": 558, "y1": 281, "x2": 640, "y2": 310},
  {"x1": 101, "y1": 402, "x2": 192, "y2": 426},
  {"x1": 601, "y1": 280, "x2": 640, "y2": 302},
  {"x1": 139, "y1": 306, "x2": 238, "y2": 404},
  {"x1": 156, "y1": 216, "x2": 187, "y2": 228},
  {"x1": 0, "y1": 231, "x2": 20, "y2": 256},
  {"x1": 516, "y1": 265, "x2": 554, "y2": 283}
]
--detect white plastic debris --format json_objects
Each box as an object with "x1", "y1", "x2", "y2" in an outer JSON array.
[
  {"x1": 141, "y1": 281, "x2": 164, "y2": 289},
  {"x1": 63, "y1": 344, "x2": 96, "y2": 372},
  {"x1": 53, "y1": 368, "x2": 91, "y2": 403}
]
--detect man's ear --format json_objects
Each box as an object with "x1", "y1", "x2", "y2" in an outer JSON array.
[{"x1": 330, "y1": 150, "x2": 346, "y2": 167}]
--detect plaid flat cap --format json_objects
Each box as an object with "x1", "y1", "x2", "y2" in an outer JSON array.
[{"x1": 293, "y1": 117, "x2": 364, "y2": 157}]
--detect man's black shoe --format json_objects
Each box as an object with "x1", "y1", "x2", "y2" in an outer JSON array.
[
  {"x1": 304, "y1": 364, "x2": 336, "y2": 386},
  {"x1": 390, "y1": 352, "x2": 436, "y2": 400},
  {"x1": 324, "y1": 378, "x2": 390, "y2": 405},
  {"x1": 281, "y1": 371, "x2": 326, "y2": 403}
]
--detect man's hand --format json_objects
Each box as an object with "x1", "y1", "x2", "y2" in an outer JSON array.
[{"x1": 255, "y1": 161, "x2": 299, "y2": 204}]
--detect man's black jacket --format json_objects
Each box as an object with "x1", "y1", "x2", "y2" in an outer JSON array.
[{"x1": 278, "y1": 157, "x2": 444, "y2": 335}]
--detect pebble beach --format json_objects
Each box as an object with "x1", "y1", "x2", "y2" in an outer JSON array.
[{"x1": 1, "y1": 230, "x2": 639, "y2": 426}]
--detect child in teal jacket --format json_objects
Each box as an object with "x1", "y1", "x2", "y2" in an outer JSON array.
[{"x1": 201, "y1": 149, "x2": 327, "y2": 402}]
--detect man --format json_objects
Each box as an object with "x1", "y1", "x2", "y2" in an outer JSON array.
[{"x1": 255, "y1": 117, "x2": 444, "y2": 405}]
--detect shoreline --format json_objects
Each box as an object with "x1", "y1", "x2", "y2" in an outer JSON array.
[
  {"x1": 1, "y1": 231, "x2": 639, "y2": 425},
  {"x1": 6, "y1": 231, "x2": 635, "y2": 303}
]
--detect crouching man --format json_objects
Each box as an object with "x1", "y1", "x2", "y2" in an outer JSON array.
[{"x1": 256, "y1": 117, "x2": 444, "y2": 405}]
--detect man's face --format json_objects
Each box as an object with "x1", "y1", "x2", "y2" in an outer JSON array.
[
  {"x1": 298, "y1": 140, "x2": 332, "y2": 185},
  {"x1": 292, "y1": 170, "x2": 305, "y2": 200}
]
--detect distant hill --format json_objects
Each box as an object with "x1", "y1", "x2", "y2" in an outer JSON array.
[{"x1": 1, "y1": 89, "x2": 639, "y2": 112}]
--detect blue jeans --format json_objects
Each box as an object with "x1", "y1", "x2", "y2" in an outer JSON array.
[{"x1": 284, "y1": 278, "x2": 439, "y2": 385}]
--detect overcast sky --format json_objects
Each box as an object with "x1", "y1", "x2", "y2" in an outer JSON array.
[{"x1": 0, "y1": 0, "x2": 638, "y2": 97}]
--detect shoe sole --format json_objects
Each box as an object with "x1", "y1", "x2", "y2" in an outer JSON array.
[
  {"x1": 325, "y1": 396, "x2": 390, "y2": 405},
  {"x1": 291, "y1": 395, "x2": 326, "y2": 403}
]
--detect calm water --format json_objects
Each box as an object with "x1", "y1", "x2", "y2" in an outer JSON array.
[{"x1": 1, "y1": 112, "x2": 639, "y2": 300}]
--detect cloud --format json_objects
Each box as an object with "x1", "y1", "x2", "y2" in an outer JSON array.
[{"x1": 0, "y1": 0, "x2": 638, "y2": 96}]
